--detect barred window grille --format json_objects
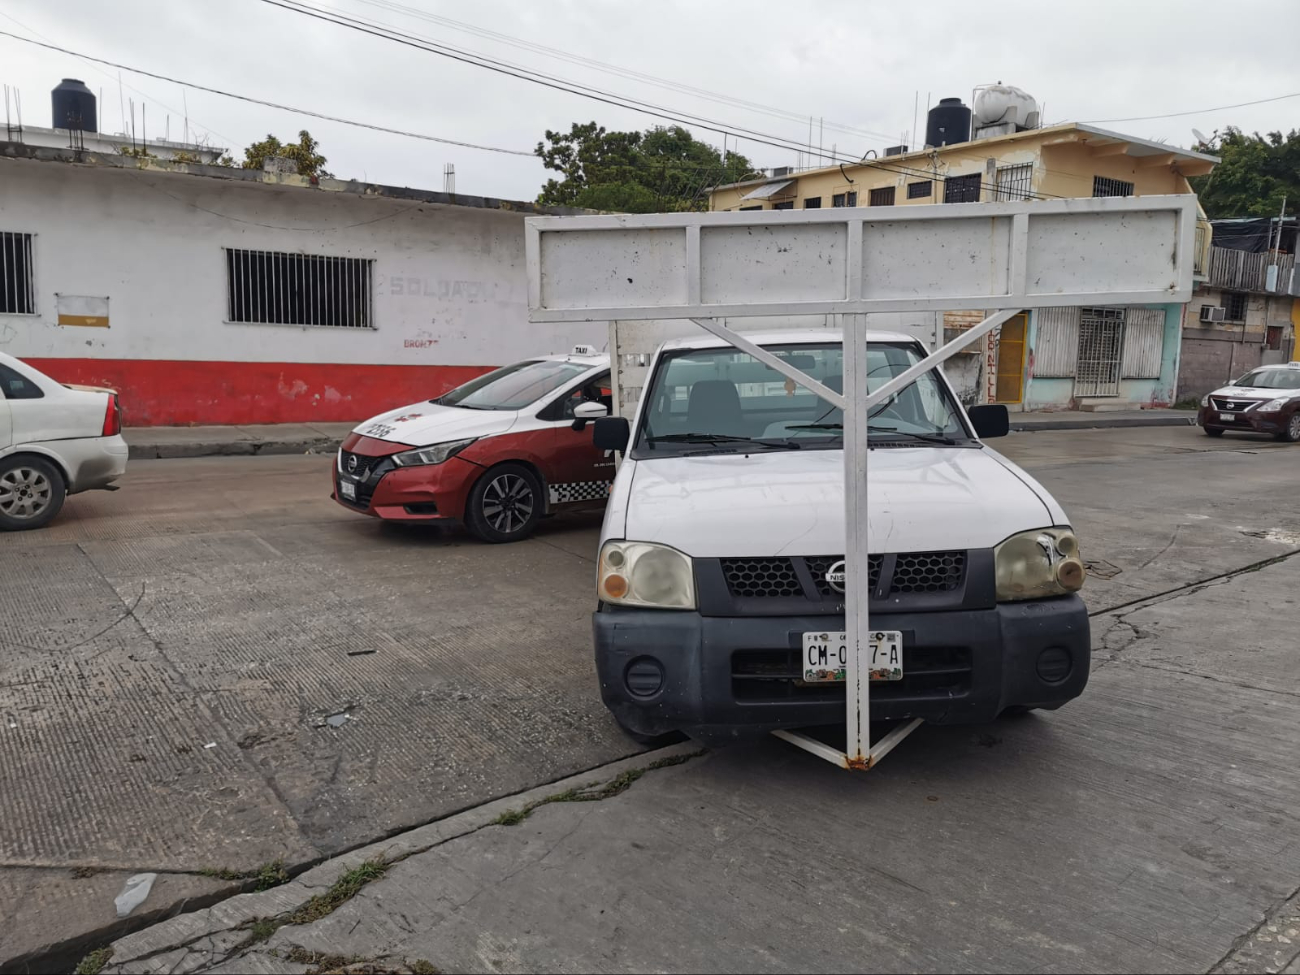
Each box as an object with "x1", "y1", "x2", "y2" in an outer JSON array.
[
  {"x1": 1221, "y1": 291, "x2": 1247, "y2": 322},
  {"x1": 943, "y1": 174, "x2": 981, "y2": 203},
  {"x1": 907, "y1": 180, "x2": 932, "y2": 199},
  {"x1": 1, "y1": 232, "x2": 35, "y2": 315},
  {"x1": 1092, "y1": 176, "x2": 1134, "y2": 198},
  {"x1": 225, "y1": 249, "x2": 374, "y2": 328},
  {"x1": 831, "y1": 191, "x2": 858, "y2": 207},
  {"x1": 869, "y1": 186, "x2": 896, "y2": 207},
  {"x1": 995, "y1": 163, "x2": 1033, "y2": 201}
]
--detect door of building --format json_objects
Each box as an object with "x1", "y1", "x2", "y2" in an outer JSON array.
[
  {"x1": 1074, "y1": 307, "x2": 1125, "y2": 397},
  {"x1": 994, "y1": 313, "x2": 1028, "y2": 404}
]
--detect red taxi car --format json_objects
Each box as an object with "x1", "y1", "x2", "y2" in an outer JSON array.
[{"x1": 333, "y1": 349, "x2": 614, "y2": 542}]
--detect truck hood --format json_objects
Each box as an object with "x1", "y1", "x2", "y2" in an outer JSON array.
[
  {"x1": 352, "y1": 403, "x2": 518, "y2": 445},
  {"x1": 619, "y1": 447, "x2": 1057, "y2": 557}
]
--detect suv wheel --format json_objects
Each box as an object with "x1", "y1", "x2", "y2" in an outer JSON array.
[
  {"x1": 465, "y1": 464, "x2": 543, "y2": 543},
  {"x1": 0, "y1": 456, "x2": 66, "y2": 531}
]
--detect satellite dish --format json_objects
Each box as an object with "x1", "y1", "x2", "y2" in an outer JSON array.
[{"x1": 1192, "y1": 128, "x2": 1209, "y2": 145}]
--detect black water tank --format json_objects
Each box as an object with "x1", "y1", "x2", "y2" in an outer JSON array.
[
  {"x1": 925, "y1": 97, "x2": 970, "y2": 148},
  {"x1": 52, "y1": 79, "x2": 97, "y2": 132}
]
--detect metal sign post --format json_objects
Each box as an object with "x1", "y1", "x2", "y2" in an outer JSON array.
[{"x1": 526, "y1": 197, "x2": 1196, "y2": 769}]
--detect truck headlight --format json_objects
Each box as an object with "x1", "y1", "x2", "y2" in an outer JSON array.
[
  {"x1": 391, "y1": 439, "x2": 477, "y2": 467},
  {"x1": 1256, "y1": 398, "x2": 1288, "y2": 413},
  {"x1": 598, "y1": 541, "x2": 696, "y2": 609},
  {"x1": 995, "y1": 527, "x2": 1085, "y2": 601}
]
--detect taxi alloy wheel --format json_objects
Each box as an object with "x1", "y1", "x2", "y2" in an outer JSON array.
[
  {"x1": 466, "y1": 463, "x2": 543, "y2": 543},
  {"x1": 0, "y1": 456, "x2": 66, "y2": 531},
  {"x1": 1284, "y1": 412, "x2": 1300, "y2": 443}
]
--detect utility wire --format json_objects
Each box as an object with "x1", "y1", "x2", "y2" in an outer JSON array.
[
  {"x1": 336, "y1": 0, "x2": 900, "y2": 143},
  {"x1": 1083, "y1": 92, "x2": 1300, "y2": 125},
  {"x1": 0, "y1": 28, "x2": 535, "y2": 156},
  {"x1": 259, "y1": 0, "x2": 1045, "y2": 199}
]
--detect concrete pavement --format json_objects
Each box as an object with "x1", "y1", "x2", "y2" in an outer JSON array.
[{"x1": 5, "y1": 425, "x2": 1300, "y2": 972}]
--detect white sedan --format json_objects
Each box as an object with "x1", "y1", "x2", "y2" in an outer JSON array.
[{"x1": 0, "y1": 352, "x2": 128, "y2": 530}]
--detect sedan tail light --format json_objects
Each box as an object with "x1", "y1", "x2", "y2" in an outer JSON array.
[{"x1": 102, "y1": 394, "x2": 122, "y2": 436}]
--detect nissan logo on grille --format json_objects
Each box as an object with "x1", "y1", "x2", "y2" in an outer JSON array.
[
  {"x1": 346, "y1": 454, "x2": 359, "y2": 473},
  {"x1": 826, "y1": 559, "x2": 846, "y2": 594}
]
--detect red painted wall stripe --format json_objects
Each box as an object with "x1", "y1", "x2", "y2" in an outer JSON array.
[{"x1": 23, "y1": 358, "x2": 493, "y2": 427}]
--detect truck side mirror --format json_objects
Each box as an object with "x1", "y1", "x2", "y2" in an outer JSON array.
[
  {"x1": 968, "y1": 404, "x2": 1009, "y2": 439},
  {"x1": 592, "y1": 416, "x2": 631, "y2": 452},
  {"x1": 571, "y1": 400, "x2": 609, "y2": 431}
]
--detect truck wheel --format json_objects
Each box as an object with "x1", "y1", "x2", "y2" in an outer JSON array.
[
  {"x1": 1203, "y1": 427, "x2": 1224, "y2": 438},
  {"x1": 465, "y1": 463, "x2": 543, "y2": 543},
  {"x1": 0, "y1": 456, "x2": 66, "y2": 531},
  {"x1": 1275, "y1": 413, "x2": 1300, "y2": 443}
]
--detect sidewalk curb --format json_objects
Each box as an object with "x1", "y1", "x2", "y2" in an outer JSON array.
[
  {"x1": 1010, "y1": 415, "x2": 1196, "y2": 433},
  {"x1": 127, "y1": 438, "x2": 344, "y2": 460},
  {"x1": 96, "y1": 743, "x2": 704, "y2": 974}
]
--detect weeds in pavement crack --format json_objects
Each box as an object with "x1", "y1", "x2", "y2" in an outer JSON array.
[
  {"x1": 72, "y1": 947, "x2": 113, "y2": 975},
  {"x1": 493, "y1": 750, "x2": 704, "y2": 827},
  {"x1": 200, "y1": 857, "x2": 289, "y2": 890},
  {"x1": 287, "y1": 858, "x2": 389, "y2": 924},
  {"x1": 283, "y1": 946, "x2": 440, "y2": 974}
]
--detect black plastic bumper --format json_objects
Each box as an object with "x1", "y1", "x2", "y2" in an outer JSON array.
[{"x1": 594, "y1": 597, "x2": 1090, "y2": 741}]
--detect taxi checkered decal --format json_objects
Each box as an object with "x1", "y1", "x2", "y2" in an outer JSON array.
[{"x1": 549, "y1": 481, "x2": 613, "y2": 505}]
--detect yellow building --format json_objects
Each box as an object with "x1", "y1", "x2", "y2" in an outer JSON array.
[{"x1": 707, "y1": 123, "x2": 1219, "y2": 411}]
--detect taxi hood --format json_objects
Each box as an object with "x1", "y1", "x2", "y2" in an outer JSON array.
[
  {"x1": 1209, "y1": 384, "x2": 1291, "y2": 402},
  {"x1": 352, "y1": 402, "x2": 518, "y2": 445},
  {"x1": 617, "y1": 447, "x2": 1060, "y2": 557}
]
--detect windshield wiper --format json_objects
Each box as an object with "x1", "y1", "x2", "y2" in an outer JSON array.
[
  {"x1": 870, "y1": 427, "x2": 961, "y2": 445},
  {"x1": 785, "y1": 423, "x2": 842, "y2": 431},
  {"x1": 648, "y1": 433, "x2": 758, "y2": 444}
]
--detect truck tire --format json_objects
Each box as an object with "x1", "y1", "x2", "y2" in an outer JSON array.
[
  {"x1": 465, "y1": 463, "x2": 543, "y2": 543},
  {"x1": 0, "y1": 456, "x2": 66, "y2": 531}
]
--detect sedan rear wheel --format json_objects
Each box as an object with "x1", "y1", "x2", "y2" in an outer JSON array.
[
  {"x1": 0, "y1": 456, "x2": 66, "y2": 531},
  {"x1": 465, "y1": 463, "x2": 543, "y2": 543}
]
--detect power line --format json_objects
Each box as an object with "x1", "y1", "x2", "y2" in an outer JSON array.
[
  {"x1": 335, "y1": 0, "x2": 900, "y2": 143},
  {"x1": 260, "y1": 0, "x2": 1035, "y2": 200},
  {"x1": 1083, "y1": 91, "x2": 1300, "y2": 125},
  {"x1": 0, "y1": 29, "x2": 535, "y2": 156}
]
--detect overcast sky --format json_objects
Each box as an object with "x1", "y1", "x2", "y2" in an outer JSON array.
[{"x1": 2, "y1": 0, "x2": 1297, "y2": 201}]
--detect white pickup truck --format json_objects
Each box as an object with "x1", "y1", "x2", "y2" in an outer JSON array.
[{"x1": 587, "y1": 328, "x2": 1088, "y2": 745}]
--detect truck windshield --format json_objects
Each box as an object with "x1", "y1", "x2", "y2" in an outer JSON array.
[
  {"x1": 637, "y1": 341, "x2": 969, "y2": 453},
  {"x1": 1233, "y1": 368, "x2": 1300, "y2": 390},
  {"x1": 435, "y1": 360, "x2": 589, "y2": 411}
]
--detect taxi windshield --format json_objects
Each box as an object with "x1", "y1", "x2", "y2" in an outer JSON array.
[
  {"x1": 1234, "y1": 368, "x2": 1300, "y2": 391},
  {"x1": 435, "y1": 360, "x2": 589, "y2": 411}
]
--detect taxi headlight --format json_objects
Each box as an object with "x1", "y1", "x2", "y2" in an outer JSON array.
[
  {"x1": 598, "y1": 541, "x2": 695, "y2": 610},
  {"x1": 1200, "y1": 394, "x2": 1210, "y2": 408},
  {"x1": 1256, "y1": 398, "x2": 1288, "y2": 413},
  {"x1": 391, "y1": 439, "x2": 477, "y2": 467},
  {"x1": 995, "y1": 527, "x2": 1085, "y2": 601}
]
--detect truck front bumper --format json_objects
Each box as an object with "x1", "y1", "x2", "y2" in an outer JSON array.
[{"x1": 594, "y1": 597, "x2": 1089, "y2": 743}]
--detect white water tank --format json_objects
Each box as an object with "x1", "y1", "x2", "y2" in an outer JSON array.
[{"x1": 974, "y1": 85, "x2": 1040, "y2": 130}]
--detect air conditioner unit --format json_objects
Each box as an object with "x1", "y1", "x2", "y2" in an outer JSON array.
[
  {"x1": 770, "y1": 166, "x2": 794, "y2": 177},
  {"x1": 1200, "y1": 305, "x2": 1227, "y2": 323}
]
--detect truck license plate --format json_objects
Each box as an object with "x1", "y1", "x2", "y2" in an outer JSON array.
[
  {"x1": 339, "y1": 480, "x2": 357, "y2": 500},
  {"x1": 801, "y1": 631, "x2": 903, "y2": 683}
]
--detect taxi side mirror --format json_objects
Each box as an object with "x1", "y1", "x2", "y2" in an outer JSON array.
[
  {"x1": 592, "y1": 416, "x2": 630, "y2": 452},
  {"x1": 571, "y1": 400, "x2": 609, "y2": 431},
  {"x1": 968, "y1": 404, "x2": 1009, "y2": 439}
]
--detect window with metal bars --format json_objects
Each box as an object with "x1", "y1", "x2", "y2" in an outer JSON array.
[
  {"x1": 994, "y1": 163, "x2": 1033, "y2": 201},
  {"x1": 1, "y1": 232, "x2": 35, "y2": 315},
  {"x1": 804, "y1": 197, "x2": 822, "y2": 209},
  {"x1": 225, "y1": 249, "x2": 374, "y2": 328},
  {"x1": 831, "y1": 191, "x2": 858, "y2": 207},
  {"x1": 869, "y1": 186, "x2": 896, "y2": 207},
  {"x1": 907, "y1": 180, "x2": 932, "y2": 199},
  {"x1": 1092, "y1": 176, "x2": 1134, "y2": 198},
  {"x1": 772, "y1": 201, "x2": 794, "y2": 210},
  {"x1": 943, "y1": 174, "x2": 981, "y2": 203},
  {"x1": 1221, "y1": 291, "x2": 1247, "y2": 322}
]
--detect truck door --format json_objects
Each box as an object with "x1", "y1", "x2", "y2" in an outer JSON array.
[{"x1": 541, "y1": 371, "x2": 615, "y2": 506}]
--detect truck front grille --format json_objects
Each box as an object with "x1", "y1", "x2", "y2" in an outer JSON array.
[{"x1": 719, "y1": 552, "x2": 965, "y2": 600}]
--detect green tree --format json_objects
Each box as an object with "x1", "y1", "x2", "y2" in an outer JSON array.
[
  {"x1": 1190, "y1": 127, "x2": 1300, "y2": 218},
  {"x1": 241, "y1": 130, "x2": 331, "y2": 178},
  {"x1": 536, "y1": 122, "x2": 755, "y2": 212}
]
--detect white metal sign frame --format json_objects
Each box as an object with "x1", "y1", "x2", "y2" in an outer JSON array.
[{"x1": 527, "y1": 196, "x2": 1196, "y2": 769}]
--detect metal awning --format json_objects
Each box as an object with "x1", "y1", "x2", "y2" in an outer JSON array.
[{"x1": 740, "y1": 179, "x2": 794, "y2": 201}]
